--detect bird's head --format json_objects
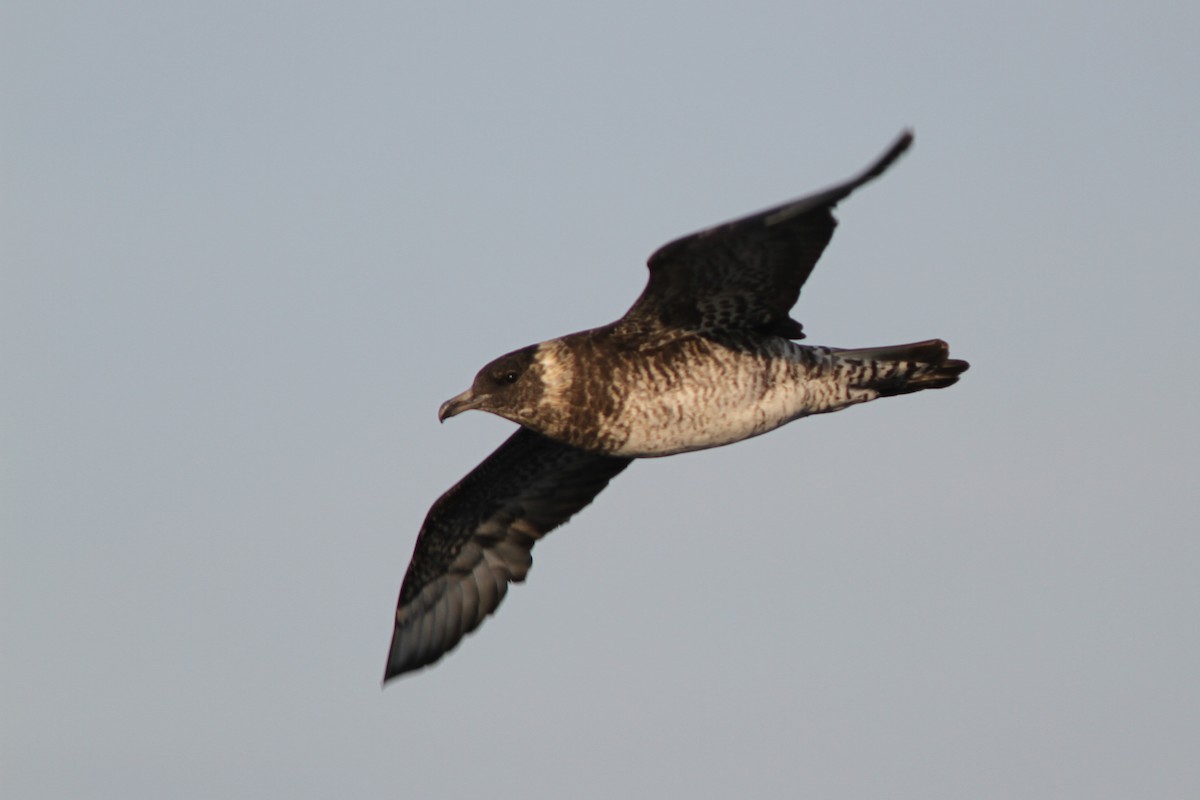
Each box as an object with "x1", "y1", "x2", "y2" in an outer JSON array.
[{"x1": 438, "y1": 344, "x2": 544, "y2": 424}]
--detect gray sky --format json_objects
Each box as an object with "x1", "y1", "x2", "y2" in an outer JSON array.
[{"x1": 4, "y1": 2, "x2": 1198, "y2": 798}]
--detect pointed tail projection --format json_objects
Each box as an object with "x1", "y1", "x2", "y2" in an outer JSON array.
[{"x1": 835, "y1": 339, "x2": 968, "y2": 397}]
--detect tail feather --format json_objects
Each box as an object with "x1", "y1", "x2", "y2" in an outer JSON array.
[{"x1": 835, "y1": 339, "x2": 969, "y2": 397}]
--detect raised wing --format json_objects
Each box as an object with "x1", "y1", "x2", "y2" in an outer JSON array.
[
  {"x1": 618, "y1": 131, "x2": 913, "y2": 340},
  {"x1": 384, "y1": 427, "x2": 632, "y2": 682}
]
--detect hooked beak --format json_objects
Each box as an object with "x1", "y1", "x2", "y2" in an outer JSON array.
[{"x1": 438, "y1": 388, "x2": 481, "y2": 423}]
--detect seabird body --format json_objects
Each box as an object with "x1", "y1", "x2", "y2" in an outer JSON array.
[
  {"x1": 515, "y1": 331, "x2": 954, "y2": 458},
  {"x1": 386, "y1": 131, "x2": 968, "y2": 682}
]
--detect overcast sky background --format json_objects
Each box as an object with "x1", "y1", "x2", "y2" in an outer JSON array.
[{"x1": 4, "y1": 2, "x2": 1198, "y2": 798}]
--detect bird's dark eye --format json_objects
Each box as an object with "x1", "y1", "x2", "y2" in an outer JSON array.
[{"x1": 500, "y1": 371, "x2": 519, "y2": 384}]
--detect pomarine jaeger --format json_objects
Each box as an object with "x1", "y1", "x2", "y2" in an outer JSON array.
[{"x1": 385, "y1": 131, "x2": 967, "y2": 682}]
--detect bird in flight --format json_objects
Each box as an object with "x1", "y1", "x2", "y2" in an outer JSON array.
[{"x1": 384, "y1": 131, "x2": 967, "y2": 682}]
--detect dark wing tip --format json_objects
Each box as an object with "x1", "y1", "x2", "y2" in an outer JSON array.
[
  {"x1": 860, "y1": 130, "x2": 914, "y2": 185},
  {"x1": 762, "y1": 129, "x2": 915, "y2": 227},
  {"x1": 382, "y1": 662, "x2": 404, "y2": 686},
  {"x1": 645, "y1": 129, "x2": 915, "y2": 267}
]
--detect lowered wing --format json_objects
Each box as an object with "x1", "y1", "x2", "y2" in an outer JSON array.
[{"x1": 385, "y1": 427, "x2": 632, "y2": 682}]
